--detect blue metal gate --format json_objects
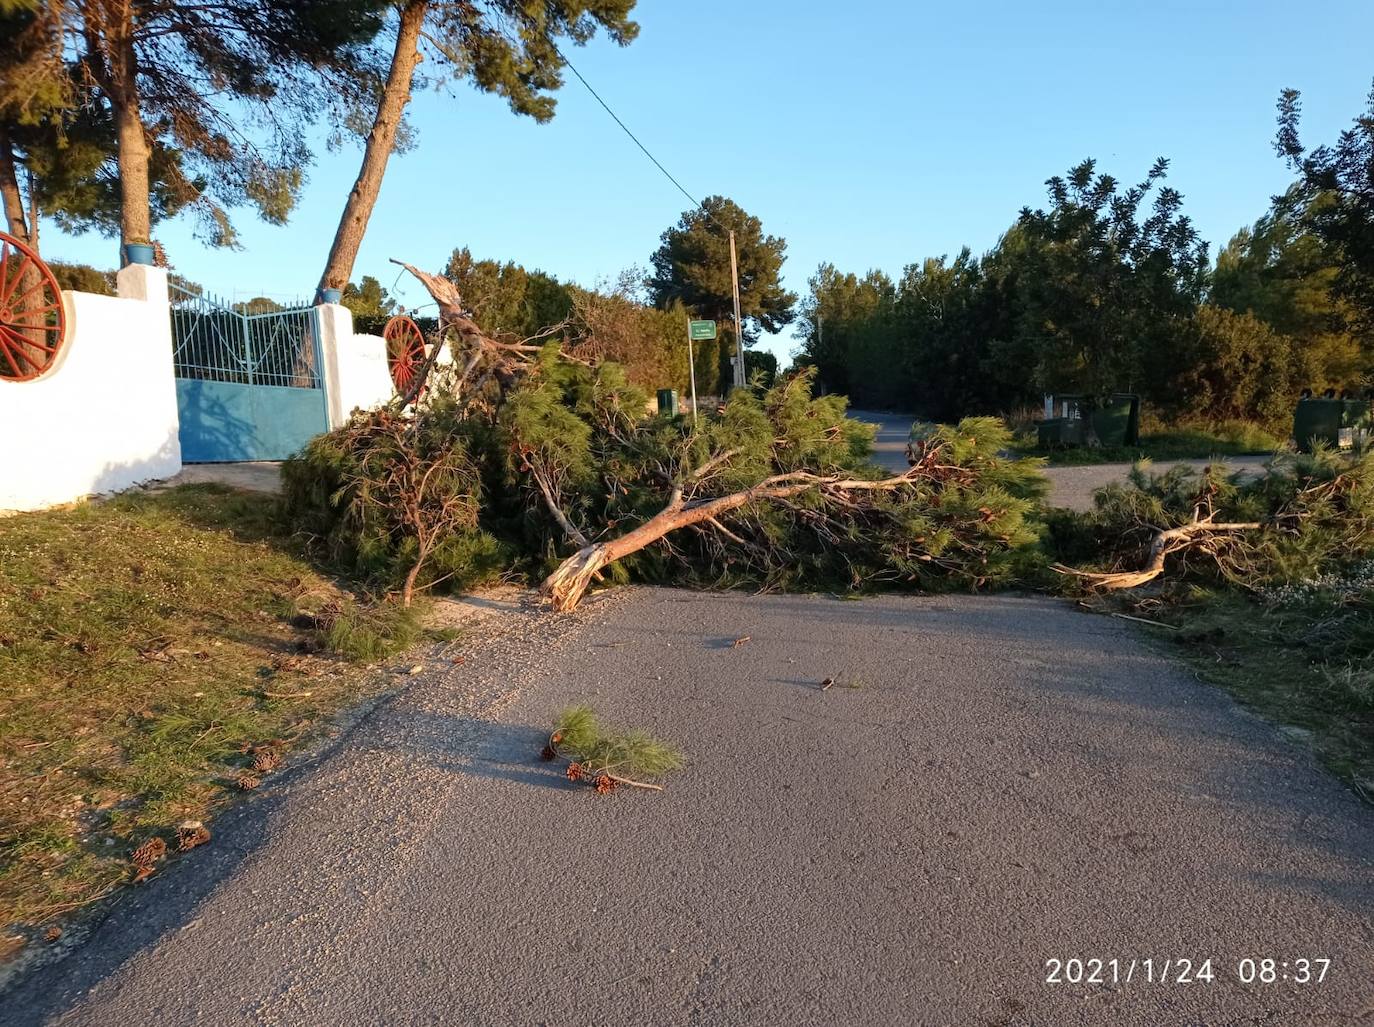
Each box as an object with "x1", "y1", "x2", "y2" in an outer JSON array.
[{"x1": 170, "y1": 285, "x2": 330, "y2": 462}]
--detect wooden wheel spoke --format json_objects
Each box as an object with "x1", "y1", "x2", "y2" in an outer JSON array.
[
  {"x1": 0, "y1": 330, "x2": 39, "y2": 375},
  {"x1": 0, "y1": 253, "x2": 31, "y2": 307},
  {"x1": 4, "y1": 274, "x2": 59, "y2": 313},
  {"x1": 0, "y1": 326, "x2": 60, "y2": 352},
  {"x1": 0, "y1": 243, "x2": 16, "y2": 305},
  {"x1": 0, "y1": 231, "x2": 68, "y2": 381},
  {"x1": 384, "y1": 316, "x2": 429, "y2": 397},
  {"x1": 0, "y1": 321, "x2": 49, "y2": 354},
  {"x1": 2, "y1": 307, "x2": 62, "y2": 330}
]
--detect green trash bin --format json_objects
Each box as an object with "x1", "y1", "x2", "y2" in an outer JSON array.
[
  {"x1": 1294, "y1": 398, "x2": 1345, "y2": 452},
  {"x1": 1089, "y1": 396, "x2": 1138, "y2": 447},
  {"x1": 1038, "y1": 417, "x2": 1086, "y2": 448},
  {"x1": 656, "y1": 388, "x2": 680, "y2": 417}
]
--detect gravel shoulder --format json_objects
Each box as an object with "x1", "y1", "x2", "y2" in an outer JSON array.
[{"x1": 5, "y1": 588, "x2": 1372, "y2": 1027}]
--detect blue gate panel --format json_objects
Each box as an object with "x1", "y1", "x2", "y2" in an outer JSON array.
[{"x1": 176, "y1": 379, "x2": 327, "y2": 462}]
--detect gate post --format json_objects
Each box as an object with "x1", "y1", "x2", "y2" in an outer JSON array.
[
  {"x1": 316, "y1": 301, "x2": 394, "y2": 428},
  {"x1": 116, "y1": 263, "x2": 169, "y2": 307}
]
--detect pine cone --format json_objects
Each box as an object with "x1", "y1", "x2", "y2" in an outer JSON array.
[
  {"x1": 593, "y1": 774, "x2": 617, "y2": 795},
  {"x1": 539, "y1": 745, "x2": 556, "y2": 762},
  {"x1": 251, "y1": 748, "x2": 282, "y2": 773},
  {"x1": 177, "y1": 823, "x2": 211, "y2": 852},
  {"x1": 130, "y1": 837, "x2": 167, "y2": 868},
  {"x1": 565, "y1": 762, "x2": 583, "y2": 782},
  {"x1": 234, "y1": 771, "x2": 261, "y2": 791}
]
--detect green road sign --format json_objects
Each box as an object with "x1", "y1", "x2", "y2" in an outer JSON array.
[{"x1": 689, "y1": 320, "x2": 717, "y2": 341}]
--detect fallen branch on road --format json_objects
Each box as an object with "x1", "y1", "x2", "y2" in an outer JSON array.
[{"x1": 538, "y1": 706, "x2": 683, "y2": 796}]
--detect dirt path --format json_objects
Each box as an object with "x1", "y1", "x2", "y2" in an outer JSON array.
[{"x1": 5, "y1": 589, "x2": 1371, "y2": 1027}]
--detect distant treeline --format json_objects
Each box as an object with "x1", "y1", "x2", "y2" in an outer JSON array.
[{"x1": 794, "y1": 159, "x2": 1373, "y2": 427}]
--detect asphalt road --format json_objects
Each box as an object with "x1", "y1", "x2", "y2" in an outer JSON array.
[
  {"x1": 847, "y1": 409, "x2": 1271, "y2": 511},
  {"x1": 6, "y1": 589, "x2": 1372, "y2": 1027}
]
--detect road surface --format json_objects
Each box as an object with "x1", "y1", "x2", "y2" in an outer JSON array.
[
  {"x1": 848, "y1": 409, "x2": 1271, "y2": 511},
  {"x1": 5, "y1": 589, "x2": 1371, "y2": 1027}
]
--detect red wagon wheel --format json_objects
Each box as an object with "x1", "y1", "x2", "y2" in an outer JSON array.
[
  {"x1": 384, "y1": 315, "x2": 428, "y2": 397},
  {"x1": 0, "y1": 230, "x2": 67, "y2": 382}
]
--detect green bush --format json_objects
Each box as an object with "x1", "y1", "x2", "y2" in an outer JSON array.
[{"x1": 280, "y1": 406, "x2": 501, "y2": 601}]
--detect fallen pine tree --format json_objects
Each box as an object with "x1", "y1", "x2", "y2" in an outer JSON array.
[
  {"x1": 1049, "y1": 448, "x2": 1374, "y2": 593},
  {"x1": 281, "y1": 262, "x2": 1049, "y2": 608}
]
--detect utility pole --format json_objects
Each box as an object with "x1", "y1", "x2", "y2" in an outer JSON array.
[
  {"x1": 729, "y1": 229, "x2": 745, "y2": 390},
  {"x1": 685, "y1": 317, "x2": 699, "y2": 424}
]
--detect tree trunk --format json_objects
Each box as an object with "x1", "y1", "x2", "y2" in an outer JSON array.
[
  {"x1": 541, "y1": 469, "x2": 918, "y2": 611},
  {"x1": 109, "y1": 25, "x2": 152, "y2": 245},
  {"x1": 0, "y1": 126, "x2": 33, "y2": 243},
  {"x1": 0, "y1": 125, "x2": 48, "y2": 373},
  {"x1": 319, "y1": 0, "x2": 427, "y2": 295}
]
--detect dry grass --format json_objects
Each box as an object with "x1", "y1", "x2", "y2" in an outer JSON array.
[{"x1": 0, "y1": 485, "x2": 418, "y2": 947}]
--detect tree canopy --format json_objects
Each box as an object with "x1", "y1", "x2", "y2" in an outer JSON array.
[
  {"x1": 793, "y1": 154, "x2": 1368, "y2": 429},
  {"x1": 318, "y1": 0, "x2": 640, "y2": 294},
  {"x1": 63, "y1": 0, "x2": 391, "y2": 245},
  {"x1": 1014, "y1": 158, "x2": 1209, "y2": 398},
  {"x1": 342, "y1": 275, "x2": 396, "y2": 319},
  {"x1": 648, "y1": 196, "x2": 797, "y2": 340},
  {"x1": 1276, "y1": 81, "x2": 1374, "y2": 332}
]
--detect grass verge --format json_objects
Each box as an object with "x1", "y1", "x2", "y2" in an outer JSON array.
[
  {"x1": 1014, "y1": 421, "x2": 1286, "y2": 465},
  {"x1": 0, "y1": 484, "x2": 425, "y2": 954}
]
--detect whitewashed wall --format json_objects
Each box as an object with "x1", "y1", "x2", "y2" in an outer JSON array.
[
  {"x1": 0, "y1": 265, "x2": 182, "y2": 513},
  {"x1": 317, "y1": 303, "x2": 396, "y2": 428}
]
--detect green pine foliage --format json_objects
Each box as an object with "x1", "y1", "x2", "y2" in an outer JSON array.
[
  {"x1": 504, "y1": 365, "x2": 1048, "y2": 594},
  {"x1": 551, "y1": 706, "x2": 683, "y2": 782},
  {"x1": 1050, "y1": 448, "x2": 1374, "y2": 589},
  {"x1": 280, "y1": 407, "x2": 507, "y2": 600},
  {"x1": 281, "y1": 356, "x2": 1050, "y2": 603}
]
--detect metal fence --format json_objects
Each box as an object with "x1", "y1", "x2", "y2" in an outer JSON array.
[{"x1": 170, "y1": 285, "x2": 322, "y2": 389}]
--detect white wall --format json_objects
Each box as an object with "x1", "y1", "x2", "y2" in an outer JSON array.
[
  {"x1": 0, "y1": 265, "x2": 182, "y2": 513},
  {"x1": 317, "y1": 303, "x2": 396, "y2": 428}
]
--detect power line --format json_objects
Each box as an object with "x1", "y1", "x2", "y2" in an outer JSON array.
[
  {"x1": 555, "y1": 45, "x2": 712, "y2": 220},
  {"x1": 551, "y1": 45, "x2": 749, "y2": 385}
]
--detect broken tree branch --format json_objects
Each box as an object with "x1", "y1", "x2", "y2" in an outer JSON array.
[
  {"x1": 540, "y1": 465, "x2": 926, "y2": 611},
  {"x1": 1052, "y1": 518, "x2": 1262, "y2": 590}
]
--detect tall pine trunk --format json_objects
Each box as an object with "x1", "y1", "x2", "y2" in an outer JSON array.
[
  {"x1": 103, "y1": 14, "x2": 152, "y2": 246},
  {"x1": 318, "y1": 0, "x2": 427, "y2": 295},
  {"x1": 0, "y1": 124, "x2": 48, "y2": 374},
  {"x1": 0, "y1": 125, "x2": 32, "y2": 243}
]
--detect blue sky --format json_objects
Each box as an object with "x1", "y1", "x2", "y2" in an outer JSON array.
[{"x1": 44, "y1": 1, "x2": 1374, "y2": 363}]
